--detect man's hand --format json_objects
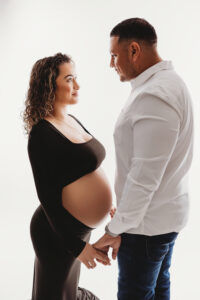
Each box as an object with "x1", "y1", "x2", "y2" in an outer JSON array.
[
  {"x1": 110, "y1": 206, "x2": 116, "y2": 218},
  {"x1": 77, "y1": 243, "x2": 111, "y2": 269},
  {"x1": 93, "y1": 233, "x2": 121, "y2": 261}
]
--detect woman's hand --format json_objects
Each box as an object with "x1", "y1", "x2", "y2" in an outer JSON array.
[
  {"x1": 110, "y1": 206, "x2": 116, "y2": 218},
  {"x1": 77, "y1": 243, "x2": 111, "y2": 269}
]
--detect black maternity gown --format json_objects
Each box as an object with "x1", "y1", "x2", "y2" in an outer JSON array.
[{"x1": 27, "y1": 114, "x2": 106, "y2": 300}]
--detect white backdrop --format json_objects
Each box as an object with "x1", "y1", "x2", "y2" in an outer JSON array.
[{"x1": 0, "y1": 0, "x2": 200, "y2": 299}]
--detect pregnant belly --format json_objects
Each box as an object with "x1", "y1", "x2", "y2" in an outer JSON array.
[{"x1": 61, "y1": 167, "x2": 112, "y2": 228}]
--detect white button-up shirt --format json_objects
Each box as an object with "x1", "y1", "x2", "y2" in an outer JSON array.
[{"x1": 107, "y1": 60, "x2": 194, "y2": 236}]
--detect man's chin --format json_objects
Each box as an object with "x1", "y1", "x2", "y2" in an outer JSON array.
[{"x1": 119, "y1": 75, "x2": 128, "y2": 82}]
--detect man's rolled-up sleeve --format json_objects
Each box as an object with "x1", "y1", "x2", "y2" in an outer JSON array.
[{"x1": 108, "y1": 92, "x2": 181, "y2": 235}]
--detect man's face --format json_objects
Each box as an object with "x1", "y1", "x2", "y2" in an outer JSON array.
[{"x1": 110, "y1": 36, "x2": 135, "y2": 82}]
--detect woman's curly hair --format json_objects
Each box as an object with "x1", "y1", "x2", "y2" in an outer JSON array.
[{"x1": 22, "y1": 52, "x2": 72, "y2": 135}]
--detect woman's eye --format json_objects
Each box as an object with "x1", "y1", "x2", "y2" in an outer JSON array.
[{"x1": 67, "y1": 78, "x2": 73, "y2": 82}]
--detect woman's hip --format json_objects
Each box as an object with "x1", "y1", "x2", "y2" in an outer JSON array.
[{"x1": 30, "y1": 205, "x2": 92, "y2": 262}]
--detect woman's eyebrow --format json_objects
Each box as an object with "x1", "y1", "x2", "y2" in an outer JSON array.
[{"x1": 64, "y1": 74, "x2": 74, "y2": 79}]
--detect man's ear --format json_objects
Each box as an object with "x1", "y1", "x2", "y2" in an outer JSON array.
[
  {"x1": 129, "y1": 41, "x2": 140, "y2": 61},
  {"x1": 132, "y1": 48, "x2": 136, "y2": 55}
]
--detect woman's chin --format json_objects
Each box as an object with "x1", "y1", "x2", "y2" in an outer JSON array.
[{"x1": 69, "y1": 98, "x2": 78, "y2": 105}]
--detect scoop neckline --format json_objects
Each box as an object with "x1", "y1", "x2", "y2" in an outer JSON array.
[{"x1": 41, "y1": 118, "x2": 94, "y2": 145}]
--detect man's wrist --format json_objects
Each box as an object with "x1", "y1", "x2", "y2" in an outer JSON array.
[{"x1": 105, "y1": 224, "x2": 119, "y2": 237}]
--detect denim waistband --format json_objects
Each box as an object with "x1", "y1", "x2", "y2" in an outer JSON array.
[{"x1": 121, "y1": 232, "x2": 179, "y2": 244}]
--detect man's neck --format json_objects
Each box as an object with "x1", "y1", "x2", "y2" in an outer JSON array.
[{"x1": 138, "y1": 56, "x2": 163, "y2": 76}]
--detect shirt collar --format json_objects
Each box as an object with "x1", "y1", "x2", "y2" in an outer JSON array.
[{"x1": 130, "y1": 60, "x2": 174, "y2": 90}]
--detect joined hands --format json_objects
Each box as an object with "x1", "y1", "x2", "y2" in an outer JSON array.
[
  {"x1": 77, "y1": 206, "x2": 121, "y2": 269},
  {"x1": 77, "y1": 234, "x2": 121, "y2": 269}
]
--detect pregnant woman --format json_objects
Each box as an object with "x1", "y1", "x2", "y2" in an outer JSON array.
[{"x1": 23, "y1": 53, "x2": 113, "y2": 300}]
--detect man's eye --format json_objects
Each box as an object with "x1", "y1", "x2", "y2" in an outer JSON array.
[{"x1": 67, "y1": 78, "x2": 73, "y2": 82}]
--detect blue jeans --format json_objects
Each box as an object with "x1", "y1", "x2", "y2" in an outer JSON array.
[{"x1": 117, "y1": 232, "x2": 178, "y2": 300}]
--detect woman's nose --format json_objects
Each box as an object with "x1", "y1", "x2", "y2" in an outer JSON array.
[{"x1": 74, "y1": 80, "x2": 80, "y2": 90}]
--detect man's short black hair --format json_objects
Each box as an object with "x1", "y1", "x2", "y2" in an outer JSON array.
[{"x1": 110, "y1": 18, "x2": 157, "y2": 45}]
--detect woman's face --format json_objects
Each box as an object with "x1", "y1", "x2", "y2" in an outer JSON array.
[{"x1": 54, "y1": 62, "x2": 80, "y2": 105}]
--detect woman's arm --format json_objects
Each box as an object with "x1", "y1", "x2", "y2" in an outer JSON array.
[
  {"x1": 28, "y1": 126, "x2": 110, "y2": 267},
  {"x1": 28, "y1": 127, "x2": 86, "y2": 257}
]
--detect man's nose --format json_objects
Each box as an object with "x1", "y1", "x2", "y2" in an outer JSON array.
[{"x1": 110, "y1": 57, "x2": 114, "y2": 68}]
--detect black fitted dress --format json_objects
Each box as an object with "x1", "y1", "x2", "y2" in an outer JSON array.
[{"x1": 27, "y1": 114, "x2": 106, "y2": 300}]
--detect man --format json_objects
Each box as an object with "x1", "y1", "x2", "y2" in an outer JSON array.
[{"x1": 94, "y1": 18, "x2": 194, "y2": 300}]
